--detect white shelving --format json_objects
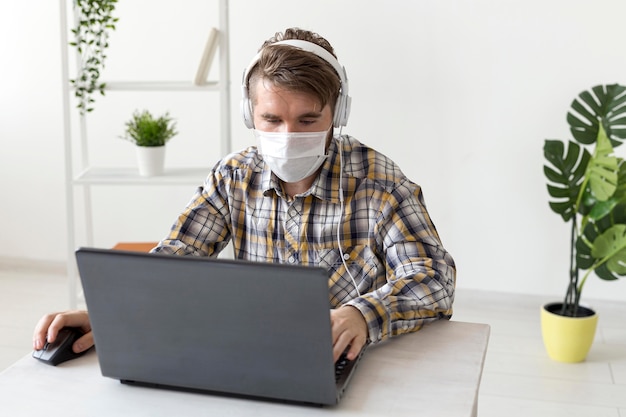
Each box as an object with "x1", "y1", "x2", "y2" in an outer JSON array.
[
  {"x1": 59, "y1": 0, "x2": 231, "y2": 308},
  {"x1": 73, "y1": 167, "x2": 210, "y2": 185},
  {"x1": 104, "y1": 81, "x2": 220, "y2": 91}
]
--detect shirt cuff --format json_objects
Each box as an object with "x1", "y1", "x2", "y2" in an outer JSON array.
[{"x1": 345, "y1": 295, "x2": 391, "y2": 344}]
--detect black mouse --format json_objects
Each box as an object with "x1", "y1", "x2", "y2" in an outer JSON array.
[{"x1": 32, "y1": 327, "x2": 89, "y2": 366}]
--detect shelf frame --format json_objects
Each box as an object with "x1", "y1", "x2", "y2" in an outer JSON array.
[
  {"x1": 73, "y1": 167, "x2": 209, "y2": 186},
  {"x1": 59, "y1": 0, "x2": 231, "y2": 308}
]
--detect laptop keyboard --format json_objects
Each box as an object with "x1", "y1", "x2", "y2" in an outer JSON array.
[{"x1": 335, "y1": 352, "x2": 350, "y2": 382}]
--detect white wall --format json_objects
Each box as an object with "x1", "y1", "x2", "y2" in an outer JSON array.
[{"x1": 1, "y1": 0, "x2": 626, "y2": 303}]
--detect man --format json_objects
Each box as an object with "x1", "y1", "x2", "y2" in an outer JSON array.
[{"x1": 34, "y1": 27, "x2": 456, "y2": 364}]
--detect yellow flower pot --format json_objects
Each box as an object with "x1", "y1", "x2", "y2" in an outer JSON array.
[{"x1": 541, "y1": 303, "x2": 598, "y2": 363}]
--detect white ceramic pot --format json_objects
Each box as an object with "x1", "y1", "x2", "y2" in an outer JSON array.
[{"x1": 135, "y1": 145, "x2": 166, "y2": 177}]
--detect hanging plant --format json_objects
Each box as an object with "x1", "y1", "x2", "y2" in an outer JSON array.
[{"x1": 69, "y1": 0, "x2": 119, "y2": 114}]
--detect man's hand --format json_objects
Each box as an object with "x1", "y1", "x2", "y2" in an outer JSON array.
[
  {"x1": 32, "y1": 310, "x2": 93, "y2": 353},
  {"x1": 330, "y1": 306, "x2": 368, "y2": 362}
]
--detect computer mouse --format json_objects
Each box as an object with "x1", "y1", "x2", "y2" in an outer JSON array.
[{"x1": 32, "y1": 327, "x2": 89, "y2": 366}]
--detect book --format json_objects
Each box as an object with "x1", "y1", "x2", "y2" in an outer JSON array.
[{"x1": 194, "y1": 27, "x2": 220, "y2": 85}]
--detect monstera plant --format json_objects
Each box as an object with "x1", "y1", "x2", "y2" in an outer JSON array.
[{"x1": 544, "y1": 84, "x2": 626, "y2": 318}]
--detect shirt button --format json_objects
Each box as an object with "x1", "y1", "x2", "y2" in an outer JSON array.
[
  {"x1": 343, "y1": 253, "x2": 350, "y2": 261},
  {"x1": 288, "y1": 256, "x2": 296, "y2": 263}
]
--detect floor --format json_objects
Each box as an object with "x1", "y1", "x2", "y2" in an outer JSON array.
[{"x1": 1, "y1": 258, "x2": 625, "y2": 416}]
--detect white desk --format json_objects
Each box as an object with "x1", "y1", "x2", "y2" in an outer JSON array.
[{"x1": 0, "y1": 320, "x2": 489, "y2": 417}]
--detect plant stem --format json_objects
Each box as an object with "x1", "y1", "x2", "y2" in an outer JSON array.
[
  {"x1": 574, "y1": 268, "x2": 594, "y2": 315},
  {"x1": 562, "y1": 215, "x2": 579, "y2": 316}
]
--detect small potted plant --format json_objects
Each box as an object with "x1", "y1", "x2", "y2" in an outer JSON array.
[
  {"x1": 542, "y1": 84, "x2": 626, "y2": 362},
  {"x1": 121, "y1": 110, "x2": 178, "y2": 176}
]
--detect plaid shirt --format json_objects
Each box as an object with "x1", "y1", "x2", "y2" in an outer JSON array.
[{"x1": 153, "y1": 135, "x2": 456, "y2": 344}]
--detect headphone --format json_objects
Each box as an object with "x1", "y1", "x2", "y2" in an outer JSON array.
[{"x1": 240, "y1": 39, "x2": 351, "y2": 129}]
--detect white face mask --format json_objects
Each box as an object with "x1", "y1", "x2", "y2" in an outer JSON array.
[{"x1": 254, "y1": 129, "x2": 329, "y2": 183}]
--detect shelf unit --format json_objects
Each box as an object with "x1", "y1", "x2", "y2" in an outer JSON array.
[{"x1": 59, "y1": 0, "x2": 231, "y2": 308}]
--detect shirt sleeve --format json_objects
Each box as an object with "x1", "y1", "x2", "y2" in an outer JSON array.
[
  {"x1": 345, "y1": 179, "x2": 456, "y2": 344},
  {"x1": 151, "y1": 168, "x2": 231, "y2": 257}
]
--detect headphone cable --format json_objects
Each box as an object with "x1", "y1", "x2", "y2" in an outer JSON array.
[{"x1": 335, "y1": 133, "x2": 361, "y2": 298}]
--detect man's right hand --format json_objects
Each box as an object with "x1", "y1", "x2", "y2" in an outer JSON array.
[{"x1": 32, "y1": 310, "x2": 93, "y2": 353}]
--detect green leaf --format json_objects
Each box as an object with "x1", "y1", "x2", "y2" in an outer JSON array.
[
  {"x1": 578, "y1": 218, "x2": 626, "y2": 281},
  {"x1": 544, "y1": 139, "x2": 590, "y2": 221},
  {"x1": 567, "y1": 84, "x2": 626, "y2": 148},
  {"x1": 543, "y1": 166, "x2": 562, "y2": 183},
  {"x1": 576, "y1": 231, "x2": 596, "y2": 270},
  {"x1": 591, "y1": 224, "x2": 626, "y2": 258},
  {"x1": 586, "y1": 123, "x2": 618, "y2": 201},
  {"x1": 594, "y1": 263, "x2": 621, "y2": 281},
  {"x1": 612, "y1": 160, "x2": 626, "y2": 203},
  {"x1": 588, "y1": 224, "x2": 626, "y2": 280},
  {"x1": 70, "y1": 0, "x2": 118, "y2": 115},
  {"x1": 547, "y1": 185, "x2": 571, "y2": 198},
  {"x1": 588, "y1": 198, "x2": 619, "y2": 220}
]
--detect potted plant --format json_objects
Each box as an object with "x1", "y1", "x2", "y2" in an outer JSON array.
[
  {"x1": 542, "y1": 84, "x2": 626, "y2": 362},
  {"x1": 69, "y1": 0, "x2": 119, "y2": 114},
  {"x1": 121, "y1": 110, "x2": 178, "y2": 176}
]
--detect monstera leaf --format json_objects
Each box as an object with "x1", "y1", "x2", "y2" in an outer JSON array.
[
  {"x1": 577, "y1": 200, "x2": 626, "y2": 280},
  {"x1": 615, "y1": 159, "x2": 626, "y2": 200},
  {"x1": 586, "y1": 123, "x2": 618, "y2": 201},
  {"x1": 545, "y1": 124, "x2": 619, "y2": 223},
  {"x1": 595, "y1": 260, "x2": 626, "y2": 281},
  {"x1": 544, "y1": 140, "x2": 590, "y2": 221},
  {"x1": 567, "y1": 84, "x2": 626, "y2": 147},
  {"x1": 578, "y1": 224, "x2": 626, "y2": 281}
]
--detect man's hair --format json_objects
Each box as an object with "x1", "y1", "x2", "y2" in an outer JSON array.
[{"x1": 247, "y1": 28, "x2": 341, "y2": 115}]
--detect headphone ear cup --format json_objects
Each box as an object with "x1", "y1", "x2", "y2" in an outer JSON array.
[
  {"x1": 333, "y1": 96, "x2": 341, "y2": 128},
  {"x1": 241, "y1": 97, "x2": 254, "y2": 129},
  {"x1": 333, "y1": 93, "x2": 351, "y2": 128}
]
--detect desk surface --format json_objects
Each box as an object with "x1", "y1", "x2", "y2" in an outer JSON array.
[{"x1": 0, "y1": 320, "x2": 489, "y2": 417}]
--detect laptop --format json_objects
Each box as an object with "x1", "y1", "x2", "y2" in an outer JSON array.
[{"x1": 75, "y1": 247, "x2": 366, "y2": 406}]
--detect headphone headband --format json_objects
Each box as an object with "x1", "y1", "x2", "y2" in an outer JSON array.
[{"x1": 240, "y1": 39, "x2": 351, "y2": 128}]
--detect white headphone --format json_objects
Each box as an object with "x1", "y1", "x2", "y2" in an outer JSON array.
[{"x1": 240, "y1": 39, "x2": 351, "y2": 129}]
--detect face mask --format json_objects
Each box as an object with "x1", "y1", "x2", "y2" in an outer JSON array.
[{"x1": 254, "y1": 129, "x2": 329, "y2": 183}]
